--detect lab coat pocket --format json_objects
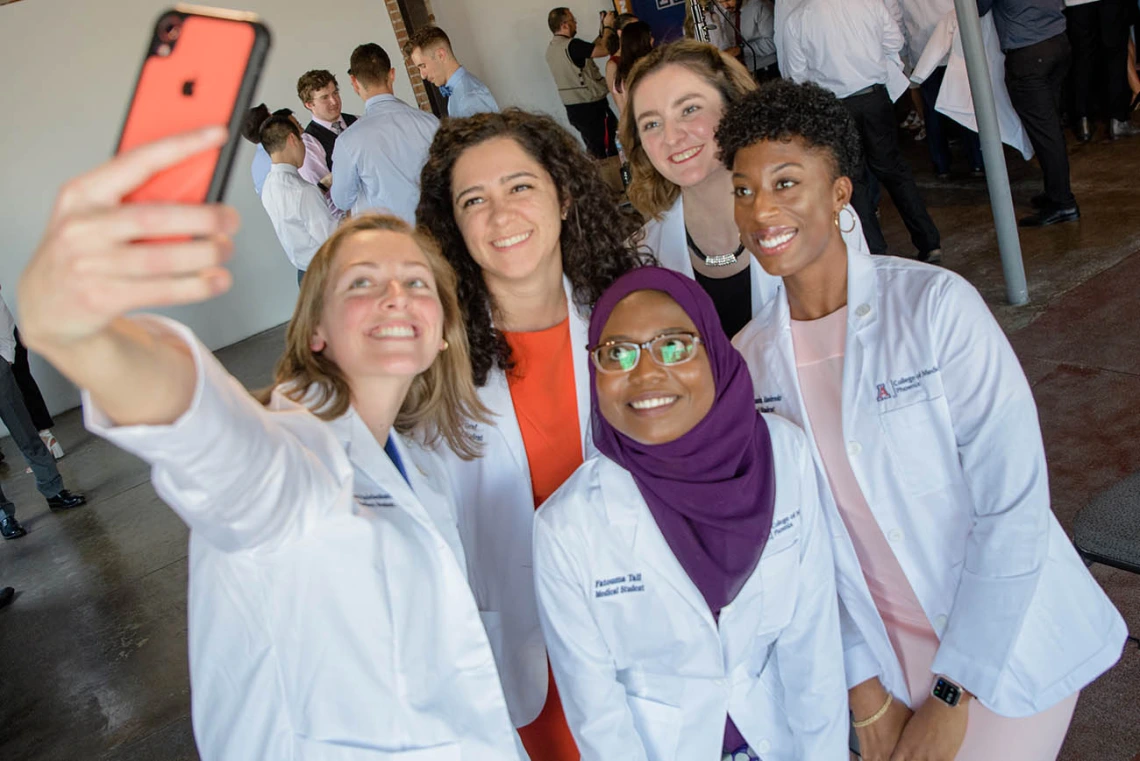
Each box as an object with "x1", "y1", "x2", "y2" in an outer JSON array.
[
  {"x1": 755, "y1": 538, "x2": 799, "y2": 640},
  {"x1": 625, "y1": 693, "x2": 682, "y2": 761},
  {"x1": 878, "y1": 394, "x2": 956, "y2": 495},
  {"x1": 295, "y1": 738, "x2": 461, "y2": 760}
]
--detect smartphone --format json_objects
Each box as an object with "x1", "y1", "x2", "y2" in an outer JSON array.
[{"x1": 116, "y1": 5, "x2": 271, "y2": 204}]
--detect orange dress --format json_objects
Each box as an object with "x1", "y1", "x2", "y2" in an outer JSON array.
[{"x1": 504, "y1": 317, "x2": 582, "y2": 761}]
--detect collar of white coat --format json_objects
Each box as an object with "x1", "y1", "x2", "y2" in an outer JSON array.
[
  {"x1": 268, "y1": 384, "x2": 424, "y2": 511},
  {"x1": 748, "y1": 206, "x2": 878, "y2": 334},
  {"x1": 477, "y1": 275, "x2": 593, "y2": 474}
]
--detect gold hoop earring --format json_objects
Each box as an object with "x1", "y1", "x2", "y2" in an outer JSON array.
[{"x1": 838, "y1": 207, "x2": 858, "y2": 234}]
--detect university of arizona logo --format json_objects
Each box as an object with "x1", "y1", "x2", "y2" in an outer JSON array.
[{"x1": 876, "y1": 383, "x2": 892, "y2": 402}]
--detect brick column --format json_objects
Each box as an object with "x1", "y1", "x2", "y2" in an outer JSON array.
[{"x1": 383, "y1": 0, "x2": 434, "y2": 112}]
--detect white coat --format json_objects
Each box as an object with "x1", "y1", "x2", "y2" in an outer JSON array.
[
  {"x1": 731, "y1": 235, "x2": 1128, "y2": 717},
  {"x1": 85, "y1": 318, "x2": 521, "y2": 761},
  {"x1": 910, "y1": 9, "x2": 1034, "y2": 159},
  {"x1": 434, "y1": 277, "x2": 592, "y2": 731},
  {"x1": 533, "y1": 416, "x2": 849, "y2": 761},
  {"x1": 638, "y1": 198, "x2": 868, "y2": 338}
]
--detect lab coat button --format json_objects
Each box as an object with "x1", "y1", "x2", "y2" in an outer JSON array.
[
  {"x1": 756, "y1": 739, "x2": 772, "y2": 754},
  {"x1": 847, "y1": 441, "x2": 863, "y2": 456},
  {"x1": 855, "y1": 304, "x2": 871, "y2": 318},
  {"x1": 888, "y1": 529, "x2": 904, "y2": 542},
  {"x1": 934, "y1": 614, "x2": 948, "y2": 631}
]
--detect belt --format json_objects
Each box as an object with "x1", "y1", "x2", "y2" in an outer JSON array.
[{"x1": 845, "y1": 83, "x2": 885, "y2": 98}]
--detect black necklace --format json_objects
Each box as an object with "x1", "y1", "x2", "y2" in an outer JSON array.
[{"x1": 685, "y1": 227, "x2": 744, "y2": 267}]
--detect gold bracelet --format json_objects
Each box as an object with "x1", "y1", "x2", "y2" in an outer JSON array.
[{"x1": 852, "y1": 693, "x2": 893, "y2": 728}]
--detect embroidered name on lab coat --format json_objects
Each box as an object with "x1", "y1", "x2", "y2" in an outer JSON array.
[
  {"x1": 356, "y1": 491, "x2": 397, "y2": 508},
  {"x1": 769, "y1": 509, "x2": 801, "y2": 539},
  {"x1": 877, "y1": 366, "x2": 940, "y2": 400},
  {"x1": 754, "y1": 394, "x2": 782, "y2": 413},
  {"x1": 594, "y1": 573, "x2": 645, "y2": 598}
]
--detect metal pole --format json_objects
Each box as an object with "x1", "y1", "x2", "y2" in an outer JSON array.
[{"x1": 952, "y1": 0, "x2": 1029, "y2": 305}]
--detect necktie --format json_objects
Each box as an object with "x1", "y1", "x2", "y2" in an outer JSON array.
[{"x1": 330, "y1": 121, "x2": 343, "y2": 135}]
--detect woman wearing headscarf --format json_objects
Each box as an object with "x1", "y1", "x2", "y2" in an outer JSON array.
[
  {"x1": 533, "y1": 266, "x2": 848, "y2": 761},
  {"x1": 719, "y1": 79, "x2": 1126, "y2": 761}
]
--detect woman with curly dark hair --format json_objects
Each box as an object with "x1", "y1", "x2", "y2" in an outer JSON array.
[
  {"x1": 415, "y1": 108, "x2": 650, "y2": 761},
  {"x1": 621, "y1": 41, "x2": 867, "y2": 340},
  {"x1": 722, "y1": 79, "x2": 1124, "y2": 761}
]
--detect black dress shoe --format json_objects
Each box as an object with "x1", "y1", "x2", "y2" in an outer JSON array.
[
  {"x1": 1076, "y1": 116, "x2": 1092, "y2": 142},
  {"x1": 1019, "y1": 205, "x2": 1080, "y2": 228},
  {"x1": 46, "y1": 490, "x2": 86, "y2": 511},
  {"x1": 0, "y1": 587, "x2": 14, "y2": 609},
  {"x1": 1, "y1": 515, "x2": 26, "y2": 540}
]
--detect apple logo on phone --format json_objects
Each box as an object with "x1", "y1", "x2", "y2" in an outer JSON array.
[{"x1": 181, "y1": 79, "x2": 196, "y2": 97}]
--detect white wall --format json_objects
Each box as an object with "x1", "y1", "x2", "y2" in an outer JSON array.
[
  {"x1": 0, "y1": 0, "x2": 413, "y2": 423},
  {"x1": 430, "y1": 0, "x2": 616, "y2": 133}
]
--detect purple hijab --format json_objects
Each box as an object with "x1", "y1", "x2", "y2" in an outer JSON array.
[{"x1": 588, "y1": 267, "x2": 777, "y2": 616}]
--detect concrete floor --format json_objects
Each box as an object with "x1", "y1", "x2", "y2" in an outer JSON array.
[{"x1": 1, "y1": 126, "x2": 1139, "y2": 760}]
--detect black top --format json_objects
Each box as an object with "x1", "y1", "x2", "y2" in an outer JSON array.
[
  {"x1": 303, "y1": 113, "x2": 358, "y2": 171},
  {"x1": 567, "y1": 37, "x2": 595, "y2": 68},
  {"x1": 694, "y1": 264, "x2": 753, "y2": 339}
]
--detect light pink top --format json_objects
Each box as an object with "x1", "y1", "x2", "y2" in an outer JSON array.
[{"x1": 791, "y1": 307, "x2": 1076, "y2": 761}]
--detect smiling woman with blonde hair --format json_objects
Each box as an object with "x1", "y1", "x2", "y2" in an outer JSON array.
[{"x1": 17, "y1": 128, "x2": 521, "y2": 760}]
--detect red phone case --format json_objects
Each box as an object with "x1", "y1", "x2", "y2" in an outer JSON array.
[{"x1": 117, "y1": 6, "x2": 270, "y2": 204}]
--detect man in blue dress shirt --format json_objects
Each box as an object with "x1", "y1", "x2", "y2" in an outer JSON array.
[
  {"x1": 403, "y1": 26, "x2": 499, "y2": 119},
  {"x1": 330, "y1": 43, "x2": 440, "y2": 224}
]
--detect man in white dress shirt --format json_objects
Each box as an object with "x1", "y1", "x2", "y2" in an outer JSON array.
[
  {"x1": 707, "y1": 0, "x2": 779, "y2": 78},
  {"x1": 259, "y1": 113, "x2": 338, "y2": 285},
  {"x1": 782, "y1": 0, "x2": 942, "y2": 261},
  {"x1": 330, "y1": 43, "x2": 440, "y2": 224},
  {"x1": 404, "y1": 26, "x2": 499, "y2": 118}
]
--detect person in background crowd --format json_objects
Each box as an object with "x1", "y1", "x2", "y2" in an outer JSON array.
[
  {"x1": 708, "y1": 0, "x2": 779, "y2": 79},
  {"x1": 534, "y1": 266, "x2": 848, "y2": 761},
  {"x1": 0, "y1": 292, "x2": 87, "y2": 539},
  {"x1": 782, "y1": 0, "x2": 943, "y2": 262},
  {"x1": 241, "y1": 103, "x2": 334, "y2": 201},
  {"x1": 241, "y1": 103, "x2": 273, "y2": 196},
  {"x1": 608, "y1": 20, "x2": 654, "y2": 117},
  {"x1": 416, "y1": 109, "x2": 651, "y2": 761},
  {"x1": 719, "y1": 78, "x2": 1127, "y2": 761},
  {"x1": 978, "y1": 0, "x2": 1081, "y2": 227},
  {"x1": 296, "y1": 69, "x2": 357, "y2": 174},
  {"x1": 546, "y1": 7, "x2": 620, "y2": 158},
  {"x1": 405, "y1": 26, "x2": 499, "y2": 119},
  {"x1": 605, "y1": 13, "x2": 644, "y2": 114},
  {"x1": 330, "y1": 43, "x2": 439, "y2": 223},
  {"x1": 17, "y1": 126, "x2": 523, "y2": 759},
  {"x1": 0, "y1": 288, "x2": 63, "y2": 459},
  {"x1": 258, "y1": 112, "x2": 338, "y2": 285},
  {"x1": 1065, "y1": 0, "x2": 1140, "y2": 141}
]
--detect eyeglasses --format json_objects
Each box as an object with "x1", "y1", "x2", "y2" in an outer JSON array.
[{"x1": 589, "y1": 332, "x2": 702, "y2": 374}]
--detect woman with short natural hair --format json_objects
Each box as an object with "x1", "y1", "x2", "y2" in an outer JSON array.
[
  {"x1": 18, "y1": 129, "x2": 521, "y2": 761},
  {"x1": 720, "y1": 78, "x2": 1126, "y2": 761}
]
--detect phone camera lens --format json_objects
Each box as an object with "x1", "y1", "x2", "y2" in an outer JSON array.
[{"x1": 158, "y1": 16, "x2": 182, "y2": 44}]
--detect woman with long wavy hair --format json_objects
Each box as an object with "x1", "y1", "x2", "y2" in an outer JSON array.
[{"x1": 416, "y1": 109, "x2": 652, "y2": 761}]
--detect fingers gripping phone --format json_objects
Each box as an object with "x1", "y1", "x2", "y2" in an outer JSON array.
[{"x1": 116, "y1": 5, "x2": 271, "y2": 204}]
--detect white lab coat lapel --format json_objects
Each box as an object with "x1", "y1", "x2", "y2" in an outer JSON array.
[
  {"x1": 599, "y1": 461, "x2": 718, "y2": 634},
  {"x1": 481, "y1": 276, "x2": 591, "y2": 483}
]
